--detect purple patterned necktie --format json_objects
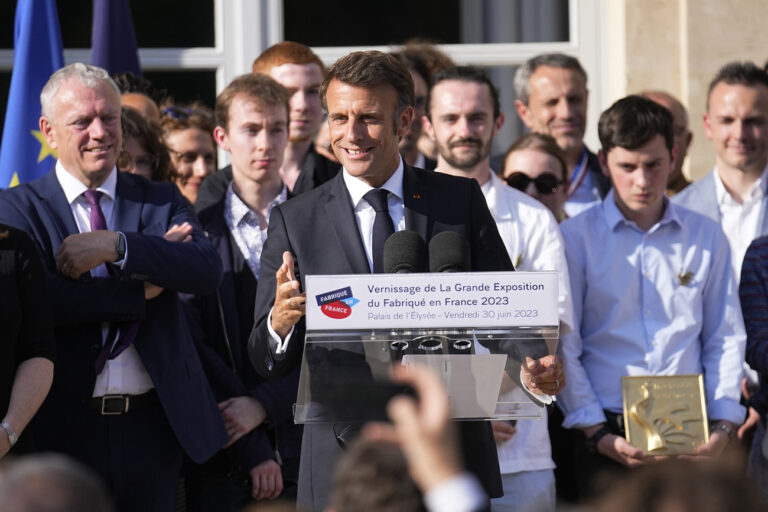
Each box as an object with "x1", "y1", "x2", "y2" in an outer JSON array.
[
  {"x1": 83, "y1": 189, "x2": 107, "y2": 231},
  {"x1": 83, "y1": 189, "x2": 137, "y2": 373}
]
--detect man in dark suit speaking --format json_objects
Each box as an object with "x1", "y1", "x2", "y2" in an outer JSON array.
[
  {"x1": 248, "y1": 51, "x2": 559, "y2": 510},
  {"x1": 0, "y1": 63, "x2": 227, "y2": 512}
]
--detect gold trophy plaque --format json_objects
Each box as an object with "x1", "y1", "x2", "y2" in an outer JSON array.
[{"x1": 621, "y1": 375, "x2": 709, "y2": 455}]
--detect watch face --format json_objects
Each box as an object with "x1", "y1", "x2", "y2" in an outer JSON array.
[{"x1": 116, "y1": 233, "x2": 126, "y2": 258}]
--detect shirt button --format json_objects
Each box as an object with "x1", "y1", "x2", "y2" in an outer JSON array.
[{"x1": 645, "y1": 309, "x2": 652, "y2": 315}]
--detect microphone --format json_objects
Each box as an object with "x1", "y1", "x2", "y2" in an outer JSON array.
[
  {"x1": 383, "y1": 230, "x2": 427, "y2": 273},
  {"x1": 428, "y1": 231, "x2": 470, "y2": 272}
]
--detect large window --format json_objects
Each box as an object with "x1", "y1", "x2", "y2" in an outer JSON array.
[{"x1": 1, "y1": 0, "x2": 601, "y2": 155}]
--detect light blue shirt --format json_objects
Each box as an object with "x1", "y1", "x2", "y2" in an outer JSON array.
[{"x1": 557, "y1": 191, "x2": 746, "y2": 428}]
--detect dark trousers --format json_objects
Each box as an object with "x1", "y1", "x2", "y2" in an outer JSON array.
[
  {"x1": 572, "y1": 410, "x2": 629, "y2": 502},
  {"x1": 76, "y1": 402, "x2": 184, "y2": 512},
  {"x1": 185, "y1": 455, "x2": 299, "y2": 512},
  {"x1": 549, "y1": 405, "x2": 581, "y2": 503}
]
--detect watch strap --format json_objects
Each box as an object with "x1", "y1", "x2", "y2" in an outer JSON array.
[{"x1": 585, "y1": 425, "x2": 612, "y2": 454}]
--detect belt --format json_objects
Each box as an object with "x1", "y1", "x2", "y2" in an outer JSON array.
[{"x1": 88, "y1": 390, "x2": 159, "y2": 415}]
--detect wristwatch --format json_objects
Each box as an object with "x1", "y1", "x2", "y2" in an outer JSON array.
[
  {"x1": 711, "y1": 422, "x2": 734, "y2": 442},
  {"x1": 1, "y1": 420, "x2": 17, "y2": 447},
  {"x1": 115, "y1": 232, "x2": 126, "y2": 261},
  {"x1": 585, "y1": 425, "x2": 612, "y2": 454}
]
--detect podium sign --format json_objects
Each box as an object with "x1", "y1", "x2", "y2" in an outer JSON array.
[
  {"x1": 306, "y1": 271, "x2": 559, "y2": 330},
  {"x1": 295, "y1": 271, "x2": 560, "y2": 424}
]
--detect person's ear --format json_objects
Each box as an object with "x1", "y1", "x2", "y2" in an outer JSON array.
[{"x1": 213, "y1": 125, "x2": 230, "y2": 151}]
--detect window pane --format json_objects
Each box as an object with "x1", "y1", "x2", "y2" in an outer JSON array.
[
  {"x1": 0, "y1": 3, "x2": 13, "y2": 49},
  {"x1": 143, "y1": 70, "x2": 216, "y2": 109},
  {"x1": 0, "y1": 72, "x2": 10, "y2": 145},
  {"x1": 2, "y1": 0, "x2": 215, "y2": 49},
  {"x1": 128, "y1": 0, "x2": 215, "y2": 48},
  {"x1": 284, "y1": 0, "x2": 462, "y2": 46},
  {"x1": 284, "y1": 0, "x2": 568, "y2": 47}
]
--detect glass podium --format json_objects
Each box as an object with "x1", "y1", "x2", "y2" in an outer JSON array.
[{"x1": 295, "y1": 272, "x2": 560, "y2": 424}]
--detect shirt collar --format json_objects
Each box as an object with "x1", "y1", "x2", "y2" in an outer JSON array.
[
  {"x1": 342, "y1": 156, "x2": 404, "y2": 208},
  {"x1": 714, "y1": 162, "x2": 768, "y2": 205},
  {"x1": 225, "y1": 182, "x2": 288, "y2": 226},
  {"x1": 55, "y1": 161, "x2": 117, "y2": 205},
  {"x1": 601, "y1": 189, "x2": 679, "y2": 232}
]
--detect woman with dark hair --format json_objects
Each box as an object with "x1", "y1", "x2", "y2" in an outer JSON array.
[
  {"x1": 160, "y1": 103, "x2": 217, "y2": 205},
  {"x1": 0, "y1": 224, "x2": 55, "y2": 458},
  {"x1": 118, "y1": 107, "x2": 171, "y2": 182}
]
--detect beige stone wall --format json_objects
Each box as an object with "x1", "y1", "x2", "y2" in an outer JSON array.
[{"x1": 602, "y1": 0, "x2": 768, "y2": 180}]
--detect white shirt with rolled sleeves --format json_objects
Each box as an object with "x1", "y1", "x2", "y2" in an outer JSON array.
[
  {"x1": 557, "y1": 192, "x2": 746, "y2": 429},
  {"x1": 479, "y1": 171, "x2": 574, "y2": 478}
]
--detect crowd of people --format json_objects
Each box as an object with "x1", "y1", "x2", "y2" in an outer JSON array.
[{"x1": 1, "y1": 37, "x2": 768, "y2": 512}]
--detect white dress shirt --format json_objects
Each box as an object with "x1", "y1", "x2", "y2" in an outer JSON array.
[
  {"x1": 342, "y1": 157, "x2": 407, "y2": 272},
  {"x1": 480, "y1": 171, "x2": 573, "y2": 475},
  {"x1": 713, "y1": 164, "x2": 768, "y2": 281},
  {"x1": 558, "y1": 192, "x2": 746, "y2": 428},
  {"x1": 55, "y1": 163, "x2": 154, "y2": 396},
  {"x1": 424, "y1": 472, "x2": 487, "y2": 512},
  {"x1": 225, "y1": 182, "x2": 287, "y2": 277}
]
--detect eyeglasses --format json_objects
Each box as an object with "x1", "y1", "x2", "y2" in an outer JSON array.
[
  {"x1": 167, "y1": 148, "x2": 216, "y2": 166},
  {"x1": 161, "y1": 105, "x2": 214, "y2": 122},
  {"x1": 117, "y1": 150, "x2": 157, "y2": 174},
  {"x1": 505, "y1": 171, "x2": 563, "y2": 195}
]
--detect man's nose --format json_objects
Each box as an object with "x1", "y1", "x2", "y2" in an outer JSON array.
[
  {"x1": 456, "y1": 116, "x2": 471, "y2": 137},
  {"x1": 89, "y1": 118, "x2": 107, "y2": 138},
  {"x1": 291, "y1": 90, "x2": 308, "y2": 112},
  {"x1": 346, "y1": 119, "x2": 365, "y2": 141},
  {"x1": 556, "y1": 98, "x2": 573, "y2": 119}
]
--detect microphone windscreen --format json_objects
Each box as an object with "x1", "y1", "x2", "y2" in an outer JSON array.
[
  {"x1": 383, "y1": 230, "x2": 427, "y2": 273},
  {"x1": 429, "y1": 231, "x2": 470, "y2": 272}
]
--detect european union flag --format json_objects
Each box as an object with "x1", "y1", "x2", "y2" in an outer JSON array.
[
  {"x1": 91, "y1": 0, "x2": 141, "y2": 76},
  {"x1": 0, "y1": 0, "x2": 64, "y2": 189}
]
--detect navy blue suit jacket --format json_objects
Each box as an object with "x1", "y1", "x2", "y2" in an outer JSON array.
[{"x1": 0, "y1": 169, "x2": 228, "y2": 464}]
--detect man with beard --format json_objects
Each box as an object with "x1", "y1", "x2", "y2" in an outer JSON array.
[
  {"x1": 424, "y1": 66, "x2": 570, "y2": 512},
  {"x1": 195, "y1": 42, "x2": 340, "y2": 213}
]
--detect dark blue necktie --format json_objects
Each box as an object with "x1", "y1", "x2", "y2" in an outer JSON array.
[{"x1": 363, "y1": 188, "x2": 395, "y2": 273}]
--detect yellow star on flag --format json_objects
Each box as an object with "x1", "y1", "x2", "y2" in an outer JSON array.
[
  {"x1": 9, "y1": 173, "x2": 20, "y2": 188},
  {"x1": 31, "y1": 130, "x2": 57, "y2": 163}
]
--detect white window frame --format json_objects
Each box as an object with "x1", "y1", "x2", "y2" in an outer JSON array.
[{"x1": 0, "y1": 0, "x2": 603, "y2": 148}]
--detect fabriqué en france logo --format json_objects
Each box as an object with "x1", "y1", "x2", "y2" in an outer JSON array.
[{"x1": 315, "y1": 286, "x2": 359, "y2": 319}]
